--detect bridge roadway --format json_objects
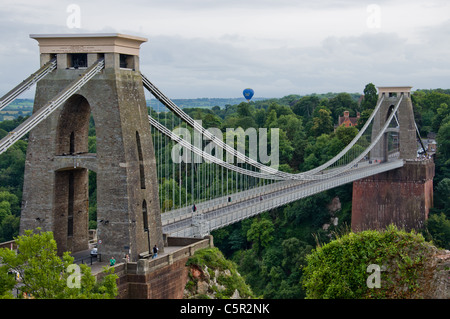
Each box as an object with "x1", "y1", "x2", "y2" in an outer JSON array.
[{"x1": 162, "y1": 159, "x2": 405, "y2": 237}]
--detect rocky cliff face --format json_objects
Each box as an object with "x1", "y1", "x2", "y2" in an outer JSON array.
[
  {"x1": 184, "y1": 264, "x2": 243, "y2": 299},
  {"x1": 425, "y1": 249, "x2": 450, "y2": 299},
  {"x1": 183, "y1": 247, "x2": 254, "y2": 299}
]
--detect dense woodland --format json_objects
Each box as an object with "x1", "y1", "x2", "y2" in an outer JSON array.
[{"x1": 0, "y1": 84, "x2": 449, "y2": 298}]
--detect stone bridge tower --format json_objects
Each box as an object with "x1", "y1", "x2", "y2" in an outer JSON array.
[
  {"x1": 352, "y1": 86, "x2": 434, "y2": 232},
  {"x1": 20, "y1": 34, "x2": 163, "y2": 261},
  {"x1": 370, "y1": 86, "x2": 417, "y2": 162}
]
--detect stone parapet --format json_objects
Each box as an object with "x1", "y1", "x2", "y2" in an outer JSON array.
[{"x1": 95, "y1": 236, "x2": 213, "y2": 299}]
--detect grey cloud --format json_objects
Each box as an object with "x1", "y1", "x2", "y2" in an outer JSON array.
[
  {"x1": 0, "y1": 1, "x2": 448, "y2": 99},
  {"x1": 141, "y1": 28, "x2": 450, "y2": 98}
]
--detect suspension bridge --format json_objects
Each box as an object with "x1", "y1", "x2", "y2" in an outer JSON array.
[{"x1": 0, "y1": 33, "x2": 433, "y2": 264}]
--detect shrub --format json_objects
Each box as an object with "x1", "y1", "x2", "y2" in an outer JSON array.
[{"x1": 302, "y1": 225, "x2": 437, "y2": 299}]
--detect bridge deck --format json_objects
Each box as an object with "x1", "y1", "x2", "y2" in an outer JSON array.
[{"x1": 162, "y1": 159, "x2": 405, "y2": 237}]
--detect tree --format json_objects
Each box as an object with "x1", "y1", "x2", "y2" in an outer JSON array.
[
  {"x1": 356, "y1": 108, "x2": 373, "y2": 130},
  {"x1": 0, "y1": 140, "x2": 27, "y2": 197},
  {"x1": 418, "y1": 91, "x2": 450, "y2": 113},
  {"x1": 0, "y1": 191, "x2": 19, "y2": 216},
  {"x1": 436, "y1": 116, "x2": 450, "y2": 161},
  {"x1": 426, "y1": 213, "x2": 450, "y2": 250},
  {"x1": 264, "y1": 109, "x2": 278, "y2": 128},
  {"x1": 328, "y1": 93, "x2": 358, "y2": 121},
  {"x1": 277, "y1": 129, "x2": 294, "y2": 166},
  {"x1": 292, "y1": 95, "x2": 320, "y2": 118},
  {"x1": 361, "y1": 83, "x2": 378, "y2": 111},
  {"x1": 0, "y1": 228, "x2": 118, "y2": 299},
  {"x1": 237, "y1": 102, "x2": 254, "y2": 117},
  {"x1": 203, "y1": 113, "x2": 222, "y2": 129},
  {"x1": 277, "y1": 115, "x2": 307, "y2": 168},
  {"x1": 0, "y1": 201, "x2": 11, "y2": 226},
  {"x1": 0, "y1": 191, "x2": 20, "y2": 242},
  {"x1": 432, "y1": 103, "x2": 450, "y2": 133},
  {"x1": 334, "y1": 125, "x2": 358, "y2": 146},
  {"x1": 254, "y1": 109, "x2": 266, "y2": 127},
  {"x1": 310, "y1": 108, "x2": 333, "y2": 137},
  {"x1": 247, "y1": 218, "x2": 274, "y2": 257},
  {"x1": 0, "y1": 215, "x2": 20, "y2": 243},
  {"x1": 434, "y1": 178, "x2": 450, "y2": 218}
]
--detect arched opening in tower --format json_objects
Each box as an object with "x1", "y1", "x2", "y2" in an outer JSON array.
[{"x1": 53, "y1": 94, "x2": 96, "y2": 255}]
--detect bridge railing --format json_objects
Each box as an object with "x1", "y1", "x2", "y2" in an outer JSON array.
[
  {"x1": 161, "y1": 179, "x2": 297, "y2": 226},
  {"x1": 0, "y1": 240, "x2": 17, "y2": 250},
  {"x1": 205, "y1": 160, "x2": 406, "y2": 232}
]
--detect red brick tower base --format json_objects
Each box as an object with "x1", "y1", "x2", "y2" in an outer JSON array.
[{"x1": 352, "y1": 160, "x2": 435, "y2": 232}]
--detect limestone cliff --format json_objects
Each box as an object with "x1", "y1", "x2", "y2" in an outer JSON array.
[{"x1": 183, "y1": 247, "x2": 254, "y2": 299}]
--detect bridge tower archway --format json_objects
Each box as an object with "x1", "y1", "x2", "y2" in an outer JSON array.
[
  {"x1": 51, "y1": 94, "x2": 93, "y2": 255},
  {"x1": 20, "y1": 34, "x2": 163, "y2": 261}
]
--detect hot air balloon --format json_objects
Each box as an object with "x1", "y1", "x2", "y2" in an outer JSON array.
[{"x1": 243, "y1": 88, "x2": 254, "y2": 102}]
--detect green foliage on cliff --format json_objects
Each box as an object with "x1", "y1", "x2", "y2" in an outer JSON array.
[
  {"x1": 302, "y1": 225, "x2": 438, "y2": 299},
  {"x1": 185, "y1": 247, "x2": 254, "y2": 299}
]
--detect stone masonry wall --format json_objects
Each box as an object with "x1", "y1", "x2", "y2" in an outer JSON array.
[
  {"x1": 95, "y1": 236, "x2": 213, "y2": 299},
  {"x1": 352, "y1": 160, "x2": 435, "y2": 232},
  {"x1": 20, "y1": 61, "x2": 163, "y2": 261}
]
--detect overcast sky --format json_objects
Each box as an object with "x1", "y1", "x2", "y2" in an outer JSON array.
[{"x1": 0, "y1": 0, "x2": 449, "y2": 99}]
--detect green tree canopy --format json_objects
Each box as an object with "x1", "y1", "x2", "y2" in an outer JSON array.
[
  {"x1": 436, "y1": 116, "x2": 450, "y2": 161},
  {"x1": 302, "y1": 226, "x2": 439, "y2": 299},
  {"x1": 292, "y1": 95, "x2": 320, "y2": 118},
  {"x1": 426, "y1": 213, "x2": 450, "y2": 250},
  {"x1": 328, "y1": 93, "x2": 359, "y2": 121},
  {"x1": 361, "y1": 83, "x2": 378, "y2": 111},
  {"x1": 0, "y1": 228, "x2": 118, "y2": 299},
  {"x1": 432, "y1": 103, "x2": 450, "y2": 133},
  {"x1": 247, "y1": 218, "x2": 274, "y2": 257},
  {"x1": 310, "y1": 108, "x2": 333, "y2": 137}
]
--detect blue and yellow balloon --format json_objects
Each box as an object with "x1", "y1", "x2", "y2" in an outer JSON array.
[{"x1": 243, "y1": 88, "x2": 254, "y2": 102}]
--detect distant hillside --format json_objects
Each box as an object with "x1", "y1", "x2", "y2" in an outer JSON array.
[
  {"x1": 0, "y1": 98, "x2": 33, "y2": 121},
  {"x1": 147, "y1": 93, "x2": 363, "y2": 112},
  {"x1": 1, "y1": 98, "x2": 268, "y2": 119},
  {"x1": 0, "y1": 93, "x2": 363, "y2": 119},
  {"x1": 147, "y1": 97, "x2": 268, "y2": 112}
]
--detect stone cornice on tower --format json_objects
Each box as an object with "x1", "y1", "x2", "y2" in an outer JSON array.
[{"x1": 30, "y1": 33, "x2": 147, "y2": 56}]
